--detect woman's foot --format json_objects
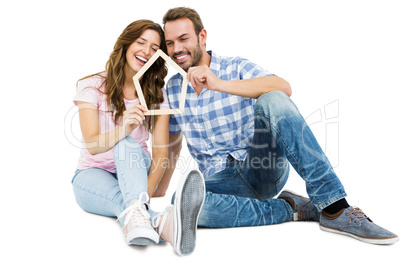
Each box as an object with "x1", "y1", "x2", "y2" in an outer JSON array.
[
  {"x1": 154, "y1": 170, "x2": 205, "y2": 256},
  {"x1": 118, "y1": 192, "x2": 159, "y2": 245}
]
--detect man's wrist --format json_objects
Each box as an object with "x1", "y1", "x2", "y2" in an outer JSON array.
[{"x1": 214, "y1": 79, "x2": 226, "y2": 92}]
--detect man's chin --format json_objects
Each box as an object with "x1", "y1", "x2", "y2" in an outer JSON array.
[{"x1": 178, "y1": 62, "x2": 191, "y2": 72}]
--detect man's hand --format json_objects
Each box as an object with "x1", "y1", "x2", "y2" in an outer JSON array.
[
  {"x1": 187, "y1": 65, "x2": 292, "y2": 99},
  {"x1": 187, "y1": 65, "x2": 223, "y2": 94}
]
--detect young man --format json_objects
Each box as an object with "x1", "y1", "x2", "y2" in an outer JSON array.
[{"x1": 158, "y1": 7, "x2": 398, "y2": 245}]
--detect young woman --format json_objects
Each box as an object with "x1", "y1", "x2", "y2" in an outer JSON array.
[{"x1": 71, "y1": 20, "x2": 205, "y2": 256}]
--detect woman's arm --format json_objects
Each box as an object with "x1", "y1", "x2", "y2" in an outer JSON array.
[
  {"x1": 147, "y1": 114, "x2": 170, "y2": 199},
  {"x1": 76, "y1": 101, "x2": 147, "y2": 155}
]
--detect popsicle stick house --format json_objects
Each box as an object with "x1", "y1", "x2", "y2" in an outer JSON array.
[{"x1": 133, "y1": 49, "x2": 188, "y2": 115}]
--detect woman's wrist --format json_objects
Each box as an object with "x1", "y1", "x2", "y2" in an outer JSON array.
[{"x1": 118, "y1": 125, "x2": 129, "y2": 140}]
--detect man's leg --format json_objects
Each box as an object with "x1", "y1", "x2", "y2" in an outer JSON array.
[
  {"x1": 253, "y1": 91, "x2": 398, "y2": 244},
  {"x1": 252, "y1": 91, "x2": 347, "y2": 210},
  {"x1": 198, "y1": 191, "x2": 292, "y2": 228},
  {"x1": 197, "y1": 89, "x2": 330, "y2": 228},
  {"x1": 198, "y1": 156, "x2": 293, "y2": 228}
]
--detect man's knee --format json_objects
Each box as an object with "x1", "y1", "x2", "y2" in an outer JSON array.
[{"x1": 255, "y1": 90, "x2": 298, "y2": 117}]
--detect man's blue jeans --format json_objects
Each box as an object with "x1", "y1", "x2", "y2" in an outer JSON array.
[{"x1": 198, "y1": 91, "x2": 347, "y2": 228}]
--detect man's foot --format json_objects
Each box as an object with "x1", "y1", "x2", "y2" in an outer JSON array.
[
  {"x1": 118, "y1": 192, "x2": 159, "y2": 245},
  {"x1": 320, "y1": 206, "x2": 399, "y2": 245},
  {"x1": 278, "y1": 190, "x2": 320, "y2": 222},
  {"x1": 153, "y1": 170, "x2": 205, "y2": 256}
]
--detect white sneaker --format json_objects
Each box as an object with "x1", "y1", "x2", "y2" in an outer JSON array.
[
  {"x1": 118, "y1": 192, "x2": 159, "y2": 245},
  {"x1": 154, "y1": 170, "x2": 205, "y2": 256}
]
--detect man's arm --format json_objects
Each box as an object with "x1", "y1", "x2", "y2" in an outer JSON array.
[
  {"x1": 219, "y1": 75, "x2": 291, "y2": 98},
  {"x1": 152, "y1": 132, "x2": 183, "y2": 197},
  {"x1": 187, "y1": 65, "x2": 292, "y2": 98}
]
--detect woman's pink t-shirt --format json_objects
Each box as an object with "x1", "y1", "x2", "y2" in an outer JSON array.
[{"x1": 73, "y1": 74, "x2": 169, "y2": 173}]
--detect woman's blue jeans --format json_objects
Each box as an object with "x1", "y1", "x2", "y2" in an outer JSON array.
[
  {"x1": 198, "y1": 91, "x2": 347, "y2": 228},
  {"x1": 71, "y1": 136, "x2": 158, "y2": 225}
]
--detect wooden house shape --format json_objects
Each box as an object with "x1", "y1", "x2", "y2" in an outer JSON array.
[{"x1": 133, "y1": 49, "x2": 188, "y2": 115}]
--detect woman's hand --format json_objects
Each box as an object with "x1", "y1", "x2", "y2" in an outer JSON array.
[{"x1": 122, "y1": 104, "x2": 148, "y2": 136}]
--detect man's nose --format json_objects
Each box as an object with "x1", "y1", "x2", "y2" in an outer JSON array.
[{"x1": 173, "y1": 42, "x2": 184, "y2": 54}]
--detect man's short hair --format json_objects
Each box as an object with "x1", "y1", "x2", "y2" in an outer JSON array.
[{"x1": 163, "y1": 7, "x2": 204, "y2": 35}]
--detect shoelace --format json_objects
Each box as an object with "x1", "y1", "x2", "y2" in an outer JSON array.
[
  {"x1": 117, "y1": 192, "x2": 151, "y2": 230},
  {"x1": 152, "y1": 205, "x2": 173, "y2": 235},
  {"x1": 296, "y1": 203, "x2": 311, "y2": 221},
  {"x1": 346, "y1": 207, "x2": 369, "y2": 224}
]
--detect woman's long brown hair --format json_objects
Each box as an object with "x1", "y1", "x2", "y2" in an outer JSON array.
[{"x1": 78, "y1": 19, "x2": 168, "y2": 132}]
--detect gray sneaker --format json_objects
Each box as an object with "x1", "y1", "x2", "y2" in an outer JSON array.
[
  {"x1": 278, "y1": 190, "x2": 320, "y2": 222},
  {"x1": 320, "y1": 206, "x2": 399, "y2": 245},
  {"x1": 154, "y1": 170, "x2": 206, "y2": 256},
  {"x1": 173, "y1": 170, "x2": 205, "y2": 256}
]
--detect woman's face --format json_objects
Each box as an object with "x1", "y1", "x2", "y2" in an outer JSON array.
[{"x1": 125, "y1": 29, "x2": 161, "y2": 76}]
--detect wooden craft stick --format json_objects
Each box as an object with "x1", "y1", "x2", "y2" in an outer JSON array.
[
  {"x1": 179, "y1": 77, "x2": 188, "y2": 111},
  {"x1": 132, "y1": 49, "x2": 187, "y2": 115},
  {"x1": 157, "y1": 50, "x2": 187, "y2": 78},
  {"x1": 133, "y1": 80, "x2": 148, "y2": 110},
  {"x1": 133, "y1": 51, "x2": 160, "y2": 81},
  {"x1": 144, "y1": 108, "x2": 183, "y2": 115}
]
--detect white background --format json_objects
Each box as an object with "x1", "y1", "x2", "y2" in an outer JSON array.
[{"x1": 1, "y1": 0, "x2": 401, "y2": 267}]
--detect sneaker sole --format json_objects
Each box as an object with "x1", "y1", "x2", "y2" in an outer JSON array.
[
  {"x1": 126, "y1": 227, "x2": 159, "y2": 246},
  {"x1": 320, "y1": 225, "x2": 399, "y2": 245},
  {"x1": 174, "y1": 170, "x2": 205, "y2": 256},
  {"x1": 129, "y1": 237, "x2": 157, "y2": 246}
]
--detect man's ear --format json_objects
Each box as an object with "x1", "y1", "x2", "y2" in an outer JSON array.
[{"x1": 199, "y1": 29, "x2": 207, "y2": 47}]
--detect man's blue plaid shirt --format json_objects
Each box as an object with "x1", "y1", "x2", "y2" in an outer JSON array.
[{"x1": 167, "y1": 51, "x2": 273, "y2": 178}]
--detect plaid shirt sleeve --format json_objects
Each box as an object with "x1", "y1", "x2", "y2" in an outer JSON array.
[
  {"x1": 166, "y1": 75, "x2": 182, "y2": 134},
  {"x1": 236, "y1": 57, "x2": 273, "y2": 80},
  {"x1": 169, "y1": 114, "x2": 181, "y2": 134}
]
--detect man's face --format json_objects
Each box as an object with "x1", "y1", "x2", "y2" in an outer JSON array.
[{"x1": 164, "y1": 18, "x2": 203, "y2": 71}]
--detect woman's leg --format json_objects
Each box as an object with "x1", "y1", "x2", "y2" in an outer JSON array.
[
  {"x1": 113, "y1": 136, "x2": 159, "y2": 245},
  {"x1": 113, "y1": 136, "x2": 151, "y2": 207},
  {"x1": 71, "y1": 168, "x2": 125, "y2": 224}
]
